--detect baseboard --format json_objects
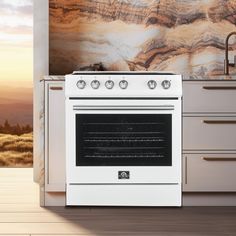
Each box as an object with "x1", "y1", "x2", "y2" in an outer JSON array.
[
  {"x1": 183, "y1": 192, "x2": 236, "y2": 206},
  {"x1": 44, "y1": 192, "x2": 66, "y2": 206}
]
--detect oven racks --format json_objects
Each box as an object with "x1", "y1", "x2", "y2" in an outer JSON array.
[
  {"x1": 84, "y1": 137, "x2": 165, "y2": 142},
  {"x1": 84, "y1": 153, "x2": 165, "y2": 158}
]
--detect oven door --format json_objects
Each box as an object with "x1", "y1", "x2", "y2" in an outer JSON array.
[{"x1": 66, "y1": 99, "x2": 181, "y2": 184}]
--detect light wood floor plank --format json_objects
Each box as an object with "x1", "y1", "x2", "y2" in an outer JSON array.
[
  {"x1": 0, "y1": 223, "x2": 90, "y2": 234},
  {"x1": 0, "y1": 204, "x2": 44, "y2": 213},
  {"x1": 0, "y1": 169, "x2": 39, "y2": 205},
  {"x1": 0, "y1": 214, "x2": 235, "y2": 234},
  {"x1": 0, "y1": 207, "x2": 235, "y2": 223},
  {"x1": 0, "y1": 235, "x2": 29, "y2": 236},
  {"x1": 32, "y1": 234, "x2": 225, "y2": 236}
]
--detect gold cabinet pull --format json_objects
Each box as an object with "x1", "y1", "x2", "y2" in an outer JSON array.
[
  {"x1": 202, "y1": 86, "x2": 236, "y2": 90},
  {"x1": 203, "y1": 120, "x2": 236, "y2": 124},
  {"x1": 50, "y1": 86, "x2": 63, "y2": 90},
  {"x1": 202, "y1": 157, "x2": 236, "y2": 161}
]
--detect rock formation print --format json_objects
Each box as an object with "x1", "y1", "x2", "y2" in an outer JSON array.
[{"x1": 49, "y1": 0, "x2": 236, "y2": 76}]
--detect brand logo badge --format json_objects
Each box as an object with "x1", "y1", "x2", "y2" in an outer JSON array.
[{"x1": 118, "y1": 171, "x2": 130, "y2": 179}]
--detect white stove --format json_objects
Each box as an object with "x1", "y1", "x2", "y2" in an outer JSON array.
[{"x1": 65, "y1": 72, "x2": 182, "y2": 206}]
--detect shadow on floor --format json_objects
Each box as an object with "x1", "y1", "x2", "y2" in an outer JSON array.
[{"x1": 45, "y1": 206, "x2": 236, "y2": 235}]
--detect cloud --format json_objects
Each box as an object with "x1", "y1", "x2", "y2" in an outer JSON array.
[
  {"x1": 0, "y1": 0, "x2": 33, "y2": 18},
  {"x1": 0, "y1": 25, "x2": 32, "y2": 35},
  {"x1": 0, "y1": 1, "x2": 33, "y2": 48},
  {"x1": 18, "y1": 5, "x2": 33, "y2": 15},
  {"x1": 0, "y1": 39, "x2": 33, "y2": 50},
  {"x1": 0, "y1": 40, "x2": 33, "y2": 48}
]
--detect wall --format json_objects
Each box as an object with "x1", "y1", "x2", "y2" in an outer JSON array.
[
  {"x1": 49, "y1": 0, "x2": 236, "y2": 76},
  {"x1": 33, "y1": 0, "x2": 49, "y2": 187}
]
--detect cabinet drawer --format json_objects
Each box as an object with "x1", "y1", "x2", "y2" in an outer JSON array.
[
  {"x1": 183, "y1": 154, "x2": 236, "y2": 192},
  {"x1": 183, "y1": 81, "x2": 236, "y2": 113},
  {"x1": 183, "y1": 116, "x2": 236, "y2": 150}
]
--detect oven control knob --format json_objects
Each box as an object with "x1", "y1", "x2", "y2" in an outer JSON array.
[
  {"x1": 105, "y1": 80, "x2": 114, "y2": 89},
  {"x1": 119, "y1": 80, "x2": 128, "y2": 89},
  {"x1": 91, "y1": 80, "x2": 100, "y2": 89},
  {"x1": 147, "y1": 80, "x2": 157, "y2": 89},
  {"x1": 77, "y1": 80, "x2": 86, "y2": 89},
  {"x1": 161, "y1": 80, "x2": 171, "y2": 89}
]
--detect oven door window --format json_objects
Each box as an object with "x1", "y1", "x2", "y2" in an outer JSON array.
[{"x1": 76, "y1": 114, "x2": 172, "y2": 166}]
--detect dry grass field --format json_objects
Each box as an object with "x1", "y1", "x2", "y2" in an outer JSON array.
[{"x1": 0, "y1": 132, "x2": 33, "y2": 167}]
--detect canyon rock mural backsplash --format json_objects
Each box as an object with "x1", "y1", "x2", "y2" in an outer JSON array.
[{"x1": 49, "y1": 0, "x2": 236, "y2": 76}]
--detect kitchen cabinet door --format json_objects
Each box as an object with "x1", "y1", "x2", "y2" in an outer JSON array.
[
  {"x1": 183, "y1": 81, "x2": 236, "y2": 113},
  {"x1": 183, "y1": 116, "x2": 236, "y2": 151},
  {"x1": 45, "y1": 82, "x2": 65, "y2": 192},
  {"x1": 183, "y1": 154, "x2": 236, "y2": 192}
]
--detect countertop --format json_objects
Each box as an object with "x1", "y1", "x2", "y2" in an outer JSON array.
[
  {"x1": 183, "y1": 74, "x2": 236, "y2": 81},
  {"x1": 41, "y1": 75, "x2": 65, "y2": 81},
  {"x1": 42, "y1": 74, "x2": 236, "y2": 81}
]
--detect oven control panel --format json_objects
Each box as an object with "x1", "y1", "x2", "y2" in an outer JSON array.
[{"x1": 65, "y1": 72, "x2": 182, "y2": 98}]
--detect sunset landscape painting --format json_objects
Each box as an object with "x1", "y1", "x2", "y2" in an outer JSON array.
[{"x1": 0, "y1": 0, "x2": 33, "y2": 167}]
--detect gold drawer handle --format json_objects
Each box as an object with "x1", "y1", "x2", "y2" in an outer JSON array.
[
  {"x1": 202, "y1": 86, "x2": 236, "y2": 90},
  {"x1": 203, "y1": 120, "x2": 236, "y2": 124},
  {"x1": 202, "y1": 157, "x2": 236, "y2": 161},
  {"x1": 50, "y1": 86, "x2": 63, "y2": 90}
]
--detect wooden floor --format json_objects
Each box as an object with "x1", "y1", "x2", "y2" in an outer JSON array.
[{"x1": 0, "y1": 169, "x2": 236, "y2": 236}]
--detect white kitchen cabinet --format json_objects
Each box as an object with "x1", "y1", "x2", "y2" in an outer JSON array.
[{"x1": 44, "y1": 81, "x2": 65, "y2": 192}]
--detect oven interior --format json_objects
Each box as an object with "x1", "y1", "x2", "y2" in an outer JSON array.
[{"x1": 76, "y1": 114, "x2": 172, "y2": 166}]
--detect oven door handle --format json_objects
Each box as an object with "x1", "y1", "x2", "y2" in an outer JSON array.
[{"x1": 73, "y1": 105, "x2": 175, "y2": 111}]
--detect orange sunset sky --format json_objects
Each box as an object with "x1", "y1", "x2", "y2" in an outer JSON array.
[
  {"x1": 0, "y1": 0, "x2": 33, "y2": 87},
  {"x1": 0, "y1": 0, "x2": 33, "y2": 125}
]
